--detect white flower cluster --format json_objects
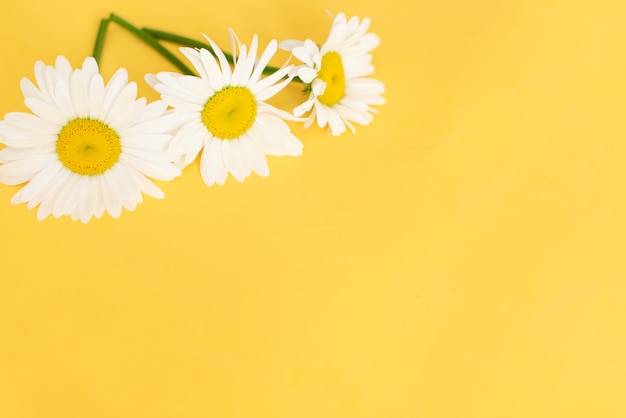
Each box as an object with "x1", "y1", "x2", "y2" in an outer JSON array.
[{"x1": 0, "y1": 12, "x2": 384, "y2": 222}]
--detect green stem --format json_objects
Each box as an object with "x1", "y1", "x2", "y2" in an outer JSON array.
[
  {"x1": 143, "y1": 27, "x2": 302, "y2": 82},
  {"x1": 92, "y1": 19, "x2": 110, "y2": 64},
  {"x1": 108, "y1": 14, "x2": 196, "y2": 76},
  {"x1": 143, "y1": 28, "x2": 232, "y2": 61}
]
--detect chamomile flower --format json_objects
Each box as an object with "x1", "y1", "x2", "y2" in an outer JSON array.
[
  {"x1": 146, "y1": 31, "x2": 303, "y2": 186},
  {"x1": 281, "y1": 12, "x2": 385, "y2": 135},
  {"x1": 0, "y1": 56, "x2": 181, "y2": 223}
]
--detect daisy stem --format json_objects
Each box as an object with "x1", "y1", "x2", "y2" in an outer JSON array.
[
  {"x1": 142, "y1": 27, "x2": 303, "y2": 82},
  {"x1": 142, "y1": 28, "x2": 235, "y2": 63},
  {"x1": 108, "y1": 14, "x2": 196, "y2": 76},
  {"x1": 92, "y1": 18, "x2": 110, "y2": 64}
]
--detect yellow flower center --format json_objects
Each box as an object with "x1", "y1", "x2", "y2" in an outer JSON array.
[
  {"x1": 201, "y1": 86, "x2": 257, "y2": 139},
  {"x1": 56, "y1": 118, "x2": 121, "y2": 175},
  {"x1": 317, "y1": 52, "x2": 346, "y2": 106}
]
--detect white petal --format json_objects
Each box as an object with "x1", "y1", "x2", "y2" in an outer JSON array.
[
  {"x1": 279, "y1": 40, "x2": 304, "y2": 52},
  {"x1": 108, "y1": 96, "x2": 147, "y2": 131},
  {"x1": 292, "y1": 42, "x2": 316, "y2": 67},
  {"x1": 122, "y1": 146, "x2": 175, "y2": 163},
  {"x1": 293, "y1": 97, "x2": 315, "y2": 117},
  {"x1": 250, "y1": 65, "x2": 292, "y2": 98},
  {"x1": 54, "y1": 56, "x2": 73, "y2": 85},
  {"x1": 345, "y1": 78, "x2": 385, "y2": 96},
  {"x1": 312, "y1": 79, "x2": 326, "y2": 96},
  {"x1": 0, "y1": 132, "x2": 57, "y2": 149},
  {"x1": 200, "y1": 137, "x2": 225, "y2": 186},
  {"x1": 179, "y1": 48, "x2": 211, "y2": 82},
  {"x1": 230, "y1": 43, "x2": 252, "y2": 86},
  {"x1": 168, "y1": 119, "x2": 206, "y2": 163},
  {"x1": 302, "y1": 113, "x2": 316, "y2": 129},
  {"x1": 36, "y1": 196, "x2": 55, "y2": 221},
  {"x1": 314, "y1": 102, "x2": 329, "y2": 128},
  {"x1": 131, "y1": 172, "x2": 164, "y2": 199},
  {"x1": 0, "y1": 156, "x2": 55, "y2": 182},
  {"x1": 304, "y1": 39, "x2": 321, "y2": 62},
  {"x1": 4, "y1": 112, "x2": 60, "y2": 135},
  {"x1": 52, "y1": 80, "x2": 76, "y2": 118},
  {"x1": 105, "y1": 164, "x2": 136, "y2": 205},
  {"x1": 33, "y1": 61, "x2": 51, "y2": 98},
  {"x1": 103, "y1": 82, "x2": 139, "y2": 126},
  {"x1": 225, "y1": 139, "x2": 250, "y2": 181},
  {"x1": 161, "y1": 94, "x2": 204, "y2": 113},
  {"x1": 179, "y1": 75, "x2": 212, "y2": 98},
  {"x1": 70, "y1": 67, "x2": 90, "y2": 117},
  {"x1": 152, "y1": 72, "x2": 206, "y2": 104},
  {"x1": 88, "y1": 73, "x2": 105, "y2": 119},
  {"x1": 201, "y1": 35, "x2": 233, "y2": 83},
  {"x1": 248, "y1": 38, "x2": 276, "y2": 86},
  {"x1": 51, "y1": 172, "x2": 81, "y2": 218},
  {"x1": 98, "y1": 68, "x2": 128, "y2": 121},
  {"x1": 0, "y1": 145, "x2": 54, "y2": 163},
  {"x1": 75, "y1": 176, "x2": 98, "y2": 222},
  {"x1": 81, "y1": 57, "x2": 100, "y2": 78},
  {"x1": 24, "y1": 98, "x2": 69, "y2": 126},
  {"x1": 335, "y1": 104, "x2": 372, "y2": 126},
  {"x1": 228, "y1": 29, "x2": 242, "y2": 63},
  {"x1": 120, "y1": 153, "x2": 180, "y2": 181},
  {"x1": 11, "y1": 162, "x2": 68, "y2": 204},
  {"x1": 240, "y1": 135, "x2": 269, "y2": 177},
  {"x1": 122, "y1": 133, "x2": 172, "y2": 150},
  {"x1": 121, "y1": 111, "x2": 180, "y2": 137},
  {"x1": 20, "y1": 77, "x2": 45, "y2": 102},
  {"x1": 199, "y1": 47, "x2": 226, "y2": 91},
  {"x1": 22, "y1": 165, "x2": 70, "y2": 209},
  {"x1": 326, "y1": 107, "x2": 347, "y2": 135},
  {"x1": 134, "y1": 100, "x2": 169, "y2": 124},
  {"x1": 254, "y1": 73, "x2": 292, "y2": 102},
  {"x1": 101, "y1": 173, "x2": 123, "y2": 218},
  {"x1": 296, "y1": 66, "x2": 318, "y2": 83}
]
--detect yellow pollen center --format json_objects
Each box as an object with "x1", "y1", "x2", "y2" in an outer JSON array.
[
  {"x1": 317, "y1": 51, "x2": 346, "y2": 106},
  {"x1": 201, "y1": 86, "x2": 257, "y2": 139},
  {"x1": 56, "y1": 118, "x2": 121, "y2": 175}
]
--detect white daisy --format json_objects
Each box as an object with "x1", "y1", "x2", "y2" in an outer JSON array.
[
  {"x1": 146, "y1": 31, "x2": 303, "y2": 186},
  {"x1": 0, "y1": 56, "x2": 181, "y2": 223},
  {"x1": 280, "y1": 12, "x2": 385, "y2": 136}
]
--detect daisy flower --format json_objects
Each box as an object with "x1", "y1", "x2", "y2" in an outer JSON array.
[
  {"x1": 0, "y1": 56, "x2": 181, "y2": 223},
  {"x1": 146, "y1": 31, "x2": 303, "y2": 186},
  {"x1": 280, "y1": 12, "x2": 385, "y2": 136}
]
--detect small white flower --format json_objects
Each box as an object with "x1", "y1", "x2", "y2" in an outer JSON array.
[
  {"x1": 0, "y1": 56, "x2": 181, "y2": 223},
  {"x1": 281, "y1": 12, "x2": 385, "y2": 135},
  {"x1": 146, "y1": 31, "x2": 303, "y2": 186}
]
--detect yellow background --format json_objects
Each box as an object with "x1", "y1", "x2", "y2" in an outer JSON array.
[{"x1": 1, "y1": 0, "x2": 626, "y2": 416}]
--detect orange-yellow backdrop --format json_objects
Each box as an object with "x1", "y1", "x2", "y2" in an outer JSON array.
[{"x1": 2, "y1": 0, "x2": 626, "y2": 417}]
